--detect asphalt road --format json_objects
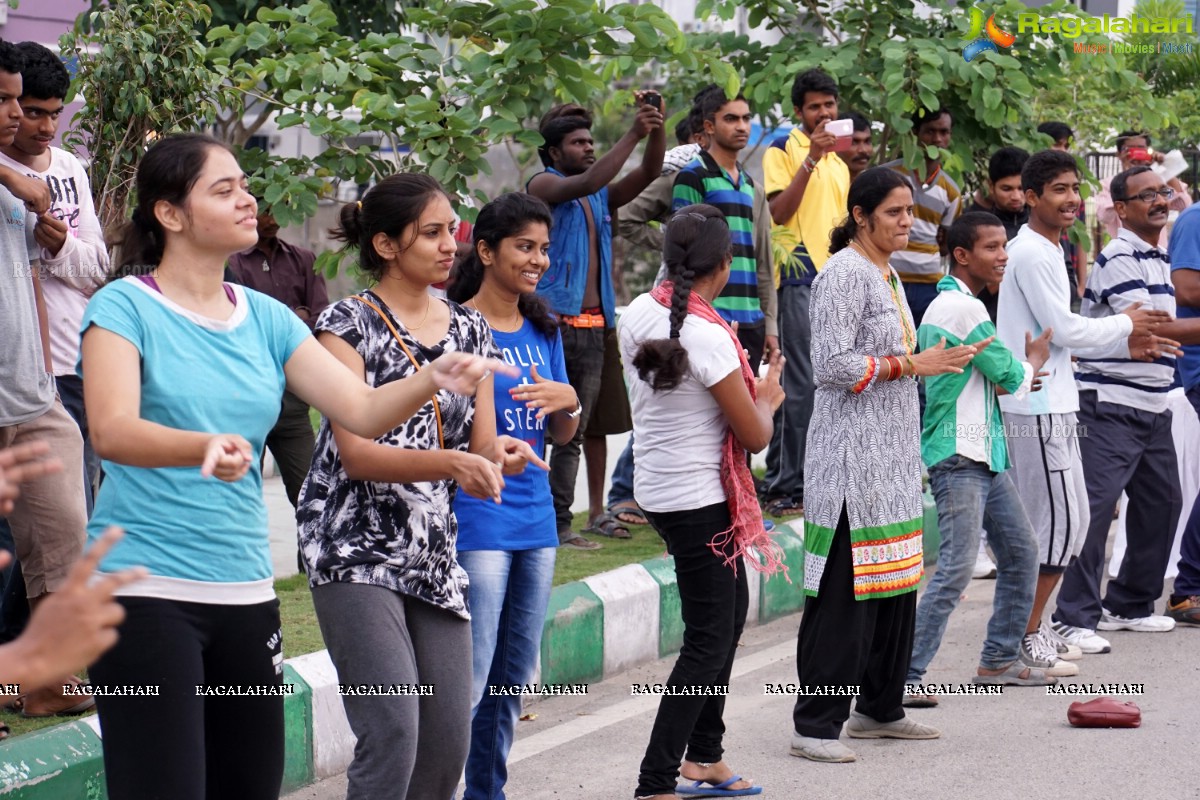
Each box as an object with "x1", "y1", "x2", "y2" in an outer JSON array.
[{"x1": 283, "y1": 570, "x2": 1198, "y2": 800}]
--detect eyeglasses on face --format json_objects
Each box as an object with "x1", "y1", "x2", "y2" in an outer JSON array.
[{"x1": 1115, "y1": 188, "x2": 1175, "y2": 204}]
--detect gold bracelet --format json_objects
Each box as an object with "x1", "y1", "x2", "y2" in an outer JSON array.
[{"x1": 904, "y1": 354, "x2": 916, "y2": 377}]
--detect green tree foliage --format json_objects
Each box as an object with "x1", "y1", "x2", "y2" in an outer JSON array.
[
  {"x1": 60, "y1": 1, "x2": 231, "y2": 235},
  {"x1": 206, "y1": 0, "x2": 734, "y2": 271},
  {"x1": 694, "y1": 0, "x2": 1171, "y2": 182},
  {"x1": 1122, "y1": 0, "x2": 1200, "y2": 149}
]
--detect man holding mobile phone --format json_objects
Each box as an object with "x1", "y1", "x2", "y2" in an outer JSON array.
[
  {"x1": 1095, "y1": 130, "x2": 1192, "y2": 247},
  {"x1": 758, "y1": 68, "x2": 851, "y2": 519},
  {"x1": 528, "y1": 94, "x2": 665, "y2": 549}
]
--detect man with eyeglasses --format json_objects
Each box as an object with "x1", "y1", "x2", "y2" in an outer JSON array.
[
  {"x1": 1095, "y1": 131, "x2": 1192, "y2": 247},
  {"x1": 1053, "y1": 166, "x2": 1200, "y2": 644}
]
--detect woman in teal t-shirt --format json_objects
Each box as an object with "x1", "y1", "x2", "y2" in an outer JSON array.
[
  {"x1": 448, "y1": 192, "x2": 580, "y2": 800},
  {"x1": 80, "y1": 134, "x2": 510, "y2": 800}
]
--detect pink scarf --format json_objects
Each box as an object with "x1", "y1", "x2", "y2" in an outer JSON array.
[{"x1": 649, "y1": 282, "x2": 788, "y2": 579}]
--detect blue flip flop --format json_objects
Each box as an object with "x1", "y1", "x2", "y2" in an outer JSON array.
[{"x1": 676, "y1": 775, "x2": 763, "y2": 797}]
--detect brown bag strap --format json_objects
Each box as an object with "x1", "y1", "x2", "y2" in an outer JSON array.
[{"x1": 351, "y1": 295, "x2": 444, "y2": 450}]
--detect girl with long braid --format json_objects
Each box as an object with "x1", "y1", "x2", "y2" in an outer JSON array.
[{"x1": 620, "y1": 204, "x2": 784, "y2": 800}]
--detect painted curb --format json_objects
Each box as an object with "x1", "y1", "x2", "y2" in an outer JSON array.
[
  {"x1": 5, "y1": 521, "x2": 813, "y2": 796},
  {"x1": 923, "y1": 490, "x2": 941, "y2": 565},
  {"x1": 582, "y1": 564, "x2": 660, "y2": 676},
  {"x1": 0, "y1": 718, "x2": 105, "y2": 799},
  {"x1": 539, "y1": 581, "x2": 604, "y2": 686},
  {"x1": 640, "y1": 555, "x2": 684, "y2": 657},
  {"x1": 757, "y1": 525, "x2": 806, "y2": 622},
  {"x1": 287, "y1": 651, "x2": 355, "y2": 780},
  {"x1": 281, "y1": 663, "x2": 314, "y2": 793}
]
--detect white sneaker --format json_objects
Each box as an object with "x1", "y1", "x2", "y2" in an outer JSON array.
[
  {"x1": 790, "y1": 734, "x2": 857, "y2": 762},
  {"x1": 1038, "y1": 621, "x2": 1083, "y2": 661},
  {"x1": 972, "y1": 553, "x2": 997, "y2": 579},
  {"x1": 1050, "y1": 621, "x2": 1112, "y2": 654},
  {"x1": 1098, "y1": 609, "x2": 1176, "y2": 632},
  {"x1": 1020, "y1": 632, "x2": 1079, "y2": 677}
]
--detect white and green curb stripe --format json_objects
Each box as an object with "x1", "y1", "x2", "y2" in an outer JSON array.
[
  {"x1": 0, "y1": 718, "x2": 106, "y2": 798},
  {"x1": 287, "y1": 651, "x2": 355, "y2": 781},
  {"x1": 582, "y1": 564, "x2": 661, "y2": 676},
  {"x1": 4, "y1": 519, "x2": 870, "y2": 796}
]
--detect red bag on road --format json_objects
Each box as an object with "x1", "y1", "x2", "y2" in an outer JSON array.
[{"x1": 1067, "y1": 697, "x2": 1141, "y2": 728}]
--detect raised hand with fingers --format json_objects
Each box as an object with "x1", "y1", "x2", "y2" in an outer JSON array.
[
  {"x1": 429, "y1": 352, "x2": 519, "y2": 395},
  {"x1": 34, "y1": 213, "x2": 69, "y2": 256},
  {"x1": 494, "y1": 435, "x2": 551, "y2": 476},
  {"x1": 1128, "y1": 332, "x2": 1183, "y2": 362},
  {"x1": 0, "y1": 441, "x2": 61, "y2": 514},
  {"x1": 509, "y1": 364, "x2": 578, "y2": 420},
  {"x1": 909, "y1": 336, "x2": 983, "y2": 376},
  {"x1": 450, "y1": 452, "x2": 505, "y2": 503},
  {"x1": 200, "y1": 434, "x2": 253, "y2": 481},
  {"x1": 631, "y1": 91, "x2": 665, "y2": 138},
  {"x1": 7, "y1": 528, "x2": 146, "y2": 690},
  {"x1": 756, "y1": 349, "x2": 786, "y2": 414},
  {"x1": 1121, "y1": 301, "x2": 1174, "y2": 336},
  {"x1": 1, "y1": 169, "x2": 52, "y2": 214},
  {"x1": 1024, "y1": 327, "x2": 1053, "y2": 373}
]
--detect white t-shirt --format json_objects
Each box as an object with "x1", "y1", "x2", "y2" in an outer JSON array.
[{"x1": 617, "y1": 293, "x2": 741, "y2": 513}]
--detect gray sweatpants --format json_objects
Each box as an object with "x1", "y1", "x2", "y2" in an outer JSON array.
[
  {"x1": 1003, "y1": 411, "x2": 1090, "y2": 570},
  {"x1": 312, "y1": 582, "x2": 473, "y2": 800}
]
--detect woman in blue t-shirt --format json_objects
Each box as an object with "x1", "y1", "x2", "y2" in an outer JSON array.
[
  {"x1": 79, "y1": 135, "x2": 511, "y2": 800},
  {"x1": 447, "y1": 192, "x2": 580, "y2": 800}
]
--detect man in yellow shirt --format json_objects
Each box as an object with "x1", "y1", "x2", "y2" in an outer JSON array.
[{"x1": 760, "y1": 68, "x2": 851, "y2": 517}]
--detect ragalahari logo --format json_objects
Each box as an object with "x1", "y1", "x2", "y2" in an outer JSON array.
[{"x1": 963, "y1": 7, "x2": 1016, "y2": 61}]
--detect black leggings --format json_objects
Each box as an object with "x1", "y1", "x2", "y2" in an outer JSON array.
[
  {"x1": 89, "y1": 596, "x2": 285, "y2": 800},
  {"x1": 636, "y1": 502, "x2": 748, "y2": 797}
]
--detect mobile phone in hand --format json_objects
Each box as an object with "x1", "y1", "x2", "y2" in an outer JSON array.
[
  {"x1": 826, "y1": 118, "x2": 853, "y2": 152},
  {"x1": 641, "y1": 91, "x2": 661, "y2": 110}
]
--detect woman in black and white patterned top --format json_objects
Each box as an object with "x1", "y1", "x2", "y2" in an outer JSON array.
[{"x1": 297, "y1": 173, "x2": 545, "y2": 800}]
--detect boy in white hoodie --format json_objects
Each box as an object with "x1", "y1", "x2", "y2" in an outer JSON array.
[{"x1": 995, "y1": 150, "x2": 1172, "y2": 665}]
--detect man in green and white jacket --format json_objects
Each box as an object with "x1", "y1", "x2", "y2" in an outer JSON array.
[{"x1": 905, "y1": 211, "x2": 1062, "y2": 703}]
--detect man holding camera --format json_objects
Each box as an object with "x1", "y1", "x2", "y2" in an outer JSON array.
[
  {"x1": 1095, "y1": 131, "x2": 1192, "y2": 248},
  {"x1": 758, "y1": 68, "x2": 851, "y2": 519},
  {"x1": 528, "y1": 96, "x2": 664, "y2": 549}
]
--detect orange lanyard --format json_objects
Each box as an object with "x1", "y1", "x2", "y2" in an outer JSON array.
[
  {"x1": 351, "y1": 295, "x2": 445, "y2": 449},
  {"x1": 886, "y1": 275, "x2": 916, "y2": 355}
]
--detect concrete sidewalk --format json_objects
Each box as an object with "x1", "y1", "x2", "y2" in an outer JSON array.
[{"x1": 284, "y1": 571, "x2": 1199, "y2": 800}]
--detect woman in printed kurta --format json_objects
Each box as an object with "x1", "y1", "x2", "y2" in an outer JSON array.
[{"x1": 790, "y1": 167, "x2": 981, "y2": 763}]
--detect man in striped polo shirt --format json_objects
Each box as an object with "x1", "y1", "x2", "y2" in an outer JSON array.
[
  {"x1": 672, "y1": 85, "x2": 771, "y2": 369},
  {"x1": 883, "y1": 108, "x2": 962, "y2": 327},
  {"x1": 1053, "y1": 166, "x2": 1200, "y2": 641}
]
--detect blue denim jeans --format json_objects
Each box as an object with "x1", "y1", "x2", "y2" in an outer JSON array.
[
  {"x1": 459, "y1": 547, "x2": 556, "y2": 800},
  {"x1": 606, "y1": 435, "x2": 635, "y2": 508},
  {"x1": 908, "y1": 455, "x2": 1038, "y2": 678}
]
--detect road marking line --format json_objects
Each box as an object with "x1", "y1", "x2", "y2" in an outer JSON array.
[{"x1": 509, "y1": 639, "x2": 795, "y2": 764}]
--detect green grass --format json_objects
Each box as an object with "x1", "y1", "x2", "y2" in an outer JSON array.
[{"x1": 553, "y1": 510, "x2": 665, "y2": 586}]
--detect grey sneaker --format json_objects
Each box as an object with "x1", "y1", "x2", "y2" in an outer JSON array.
[
  {"x1": 1037, "y1": 621, "x2": 1083, "y2": 661},
  {"x1": 789, "y1": 734, "x2": 857, "y2": 762},
  {"x1": 1020, "y1": 632, "x2": 1080, "y2": 677},
  {"x1": 1050, "y1": 620, "x2": 1112, "y2": 654},
  {"x1": 845, "y1": 711, "x2": 941, "y2": 739}
]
